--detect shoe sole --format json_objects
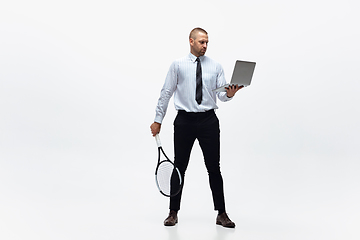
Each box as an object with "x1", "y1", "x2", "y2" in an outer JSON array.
[
  {"x1": 216, "y1": 221, "x2": 235, "y2": 228},
  {"x1": 164, "y1": 219, "x2": 178, "y2": 226}
]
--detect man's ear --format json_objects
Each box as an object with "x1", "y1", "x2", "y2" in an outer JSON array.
[{"x1": 189, "y1": 38, "x2": 194, "y2": 46}]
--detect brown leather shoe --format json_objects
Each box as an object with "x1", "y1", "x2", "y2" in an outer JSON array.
[
  {"x1": 216, "y1": 212, "x2": 235, "y2": 228},
  {"x1": 164, "y1": 210, "x2": 178, "y2": 226}
]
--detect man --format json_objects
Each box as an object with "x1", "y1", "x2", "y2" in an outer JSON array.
[{"x1": 150, "y1": 28, "x2": 242, "y2": 228}]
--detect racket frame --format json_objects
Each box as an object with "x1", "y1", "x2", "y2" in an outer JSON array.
[{"x1": 154, "y1": 134, "x2": 183, "y2": 197}]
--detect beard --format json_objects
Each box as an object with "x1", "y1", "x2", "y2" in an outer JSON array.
[{"x1": 199, "y1": 49, "x2": 206, "y2": 56}]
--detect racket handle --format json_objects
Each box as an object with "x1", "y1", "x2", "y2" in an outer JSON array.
[{"x1": 155, "y1": 134, "x2": 161, "y2": 147}]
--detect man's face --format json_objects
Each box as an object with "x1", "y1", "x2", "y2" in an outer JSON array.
[{"x1": 190, "y1": 32, "x2": 208, "y2": 57}]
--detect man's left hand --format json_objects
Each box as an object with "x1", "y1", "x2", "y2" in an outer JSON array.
[{"x1": 226, "y1": 84, "x2": 243, "y2": 98}]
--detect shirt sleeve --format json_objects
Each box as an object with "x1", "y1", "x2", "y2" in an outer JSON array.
[
  {"x1": 154, "y1": 61, "x2": 178, "y2": 124},
  {"x1": 216, "y1": 65, "x2": 233, "y2": 102}
]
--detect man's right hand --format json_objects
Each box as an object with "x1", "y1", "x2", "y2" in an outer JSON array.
[{"x1": 150, "y1": 122, "x2": 161, "y2": 136}]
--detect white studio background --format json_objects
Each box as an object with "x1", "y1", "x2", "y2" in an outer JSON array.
[{"x1": 1, "y1": 0, "x2": 359, "y2": 239}]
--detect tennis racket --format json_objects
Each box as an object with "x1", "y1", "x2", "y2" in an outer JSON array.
[{"x1": 154, "y1": 134, "x2": 182, "y2": 197}]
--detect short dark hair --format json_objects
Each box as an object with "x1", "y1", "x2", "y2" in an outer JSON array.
[{"x1": 189, "y1": 27, "x2": 208, "y2": 40}]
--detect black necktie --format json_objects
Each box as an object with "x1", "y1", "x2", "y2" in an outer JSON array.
[{"x1": 195, "y1": 57, "x2": 202, "y2": 104}]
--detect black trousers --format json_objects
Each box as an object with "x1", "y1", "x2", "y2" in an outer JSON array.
[{"x1": 170, "y1": 109, "x2": 226, "y2": 211}]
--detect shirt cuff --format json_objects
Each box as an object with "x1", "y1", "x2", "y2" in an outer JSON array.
[
  {"x1": 225, "y1": 95, "x2": 233, "y2": 101},
  {"x1": 154, "y1": 116, "x2": 163, "y2": 124}
]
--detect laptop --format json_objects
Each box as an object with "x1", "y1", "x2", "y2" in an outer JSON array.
[{"x1": 213, "y1": 60, "x2": 256, "y2": 92}]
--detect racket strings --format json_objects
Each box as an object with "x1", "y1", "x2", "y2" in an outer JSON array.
[{"x1": 156, "y1": 161, "x2": 181, "y2": 196}]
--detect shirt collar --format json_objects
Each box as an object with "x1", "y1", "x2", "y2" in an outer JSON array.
[{"x1": 189, "y1": 53, "x2": 205, "y2": 62}]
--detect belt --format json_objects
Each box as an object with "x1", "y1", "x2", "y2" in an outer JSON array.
[{"x1": 177, "y1": 109, "x2": 214, "y2": 115}]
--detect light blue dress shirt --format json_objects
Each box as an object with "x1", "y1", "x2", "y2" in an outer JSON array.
[{"x1": 154, "y1": 53, "x2": 232, "y2": 124}]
